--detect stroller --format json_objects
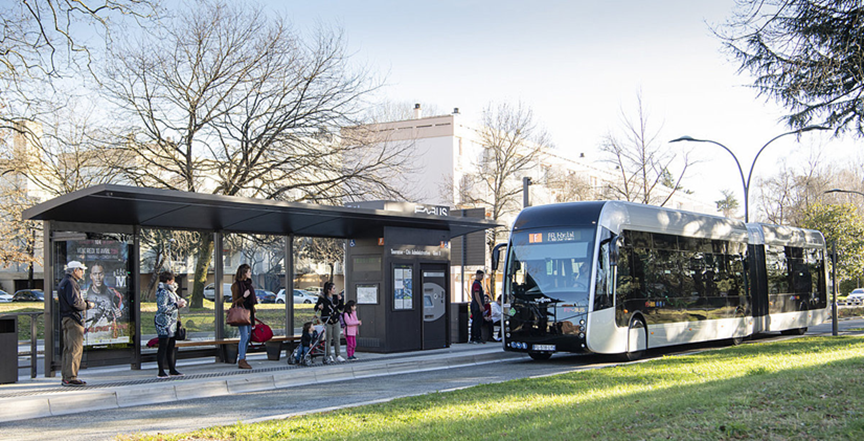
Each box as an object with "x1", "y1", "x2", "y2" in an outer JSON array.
[{"x1": 288, "y1": 324, "x2": 330, "y2": 366}]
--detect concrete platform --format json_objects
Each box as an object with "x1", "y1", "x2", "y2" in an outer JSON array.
[{"x1": 0, "y1": 342, "x2": 522, "y2": 423}]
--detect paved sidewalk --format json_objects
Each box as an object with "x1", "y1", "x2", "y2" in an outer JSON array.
[{"x1": 0, "y1": 342, "x2": 520, "y2": 423}]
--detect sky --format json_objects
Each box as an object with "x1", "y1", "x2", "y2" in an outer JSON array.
[{"x1": 269, "y1": 1, "x2": 859, "y2": 210}]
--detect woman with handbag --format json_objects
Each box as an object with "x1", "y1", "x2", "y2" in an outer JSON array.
[
  {"x1": 314, "y1": 281, "x2": 343, "y2": 363},
  {"x1": 154, "y1": 271, "x2": 186, "y2": 378},
  {"x1": 231, "y1": 263, "x2": 257, "y2": 369}
]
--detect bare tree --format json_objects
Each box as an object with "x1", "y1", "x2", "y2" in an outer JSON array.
[
  {"x1": 101, "y1": 0, "x2": 409, "y2": 306},
  {"x1": 757, "y1": 153, "x2": 834, "y2": 225},
  {"x1": 459, "y1": 101, "x2": 550, "y2": 295},
  {"x1": 545, "y1": 168, "x2": 595, "y2": 203},
  {"x1": 600, "y1": 93, "x2": 694, "y2": 206}
]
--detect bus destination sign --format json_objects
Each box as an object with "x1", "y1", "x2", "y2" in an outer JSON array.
[{"x1": 529, "y1": 230, "x2": 579, "y2": 244}]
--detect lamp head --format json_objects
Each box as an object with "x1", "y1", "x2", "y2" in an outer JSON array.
[{"x1": 669, "y1": 136, "x2": 696, "y2": 143}]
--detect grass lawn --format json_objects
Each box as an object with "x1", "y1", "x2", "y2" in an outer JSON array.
[{"x1": 119, "y1": 335, "x2": 864, "y2": 441}]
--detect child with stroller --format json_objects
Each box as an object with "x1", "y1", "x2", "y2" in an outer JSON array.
[
  {"x1": 342, "y1": 300, "x2": 362, "y2": 360},
  {"x1": 294, "y1": 322, "x2": 316, "y2": 364}
]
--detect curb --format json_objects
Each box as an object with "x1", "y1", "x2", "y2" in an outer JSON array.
[{"x1": 0, "y1": 349, "x2": 522, "y2": 423}]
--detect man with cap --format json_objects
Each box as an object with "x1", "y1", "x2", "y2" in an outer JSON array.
[{"x1": 58, "y1": 261, "x2": 93, "y2": 386}]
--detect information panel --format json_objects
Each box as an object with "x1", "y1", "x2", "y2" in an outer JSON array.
[{"x1": 393, "y1": 266, "x2": 413, "y2": 310}]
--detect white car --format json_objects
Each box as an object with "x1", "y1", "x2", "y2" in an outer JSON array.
[
  {"x1": 0, "y1": 290, "x2": 12, "y2": 303},
  {"x1": 846, "y1": 289, "x2": 864, "y2": 306},
  {"x1": 203, "y1": 283, "x2": 233, "y2": 301},
  {"x1": 275, "y1": 289, "x2": 318, "y2": 304}
]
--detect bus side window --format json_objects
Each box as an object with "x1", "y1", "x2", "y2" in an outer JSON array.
[{"x1": 594, "y1": 240, "x2": 613, "y2": 310}]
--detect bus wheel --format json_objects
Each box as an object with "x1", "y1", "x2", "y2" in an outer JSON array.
[
  {"x1": 528, "y1": 352, "x2": 552, "y2": 361},
  {"x1": 624, "y1": 316, "x2": 647, "y2": 361},
  {"x1": 730, "y1": 336, "x2": 745, "y2": 346},
  {"x1": 781, "y1": 327, "x2": 807, "y2": 336}
]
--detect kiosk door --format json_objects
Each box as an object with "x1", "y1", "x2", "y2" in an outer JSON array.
[{"x1": 421, "y1": 264, "x2": 447, "y2": 349}]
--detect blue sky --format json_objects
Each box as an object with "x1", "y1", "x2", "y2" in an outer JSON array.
[{"x1": 266, "y1": 0, "x2": 857, "y2": 206}]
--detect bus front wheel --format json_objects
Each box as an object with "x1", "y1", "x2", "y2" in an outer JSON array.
[{"x1": 624, "y1": 316, "x2": 647, "y2": 361}]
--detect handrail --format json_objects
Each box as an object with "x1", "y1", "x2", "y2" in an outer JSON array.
[{"x1": 0, "y1": 311, "x2": 43, "y2": 379}]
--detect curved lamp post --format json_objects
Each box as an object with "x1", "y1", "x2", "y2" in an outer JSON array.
[{"x1": 670, "y1": 126, "x2": 827, "y2": 222}]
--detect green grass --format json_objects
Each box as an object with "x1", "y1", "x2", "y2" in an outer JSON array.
[{"x1": 119, "y1": 336, "x2": 864, "y2": 441}]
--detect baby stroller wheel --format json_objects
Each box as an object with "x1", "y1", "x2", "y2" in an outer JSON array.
[{"x1": 303, "y1": 358, "x2": 313, "y2": 366}]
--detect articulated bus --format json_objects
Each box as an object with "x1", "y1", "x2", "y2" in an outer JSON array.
[{"x1": 493, "y1": 201, "x2": 829, "y2": 361}]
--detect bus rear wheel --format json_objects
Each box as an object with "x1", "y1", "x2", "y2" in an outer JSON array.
[
  {"x1": 528, "y1": 352, "x2": 552, "y2": 361},
  {"x1": 781, "y1": 327, "x2": 807, "y2": 336}
]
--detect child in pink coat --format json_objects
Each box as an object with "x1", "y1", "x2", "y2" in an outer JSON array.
[{"x1": 342, "y1": 300, "x2": 362, "y2": 360}]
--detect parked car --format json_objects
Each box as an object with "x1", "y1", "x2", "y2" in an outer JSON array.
[
  {"x1": 0, "y1": 290, "x2": 13, "y2": 303},
  {"x1": 846, "y1": 288, "x2": 864, "y2": 306},
  {"x1": 275, "y1": 289, "x2": 318, "y2": 304},
  {"x1": 202, "y1": 283, "x2": 233, "y2": 302},
  {"x1": 12, "y1": 289, "x2": 44, "y2": 302},
  {"x1": 305, "y1": 287, "x2": 323, "y2": 296},
  {"x1": 255, "y1": 289, "x2": 277, "y2": 304}
]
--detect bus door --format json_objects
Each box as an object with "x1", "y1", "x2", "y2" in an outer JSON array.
[{"x1": 749, "y1": 244, "x2": 770, "y2": 332}]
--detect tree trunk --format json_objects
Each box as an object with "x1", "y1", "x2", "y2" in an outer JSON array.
[{"x1": 190, "y1": 235, "x2": 214, "y2": 308}]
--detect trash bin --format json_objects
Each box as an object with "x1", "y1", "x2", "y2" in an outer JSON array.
[
  {"x1": 0, "y1": 316, "x2": 18, "y2": 384},
  {"x1": 449, "y1": 303, "x2": 468, "y2": 344}
]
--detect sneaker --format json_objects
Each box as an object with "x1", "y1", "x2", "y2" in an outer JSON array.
[
  {"x1": 336, "y1": 355, "x2": 346, "y2": 362},
  {"x1": 348, "y1": 356, "x2": 358, "y2": 360},
  {"x1": 157, "y1": 373, "x2": 169, "y2": 379},
  {"x1": 169, "y1": 371, "x2": 184, "y2": 377},
  {"x1": 61, "y1": 379, "x2": 86, "y2": 386}
]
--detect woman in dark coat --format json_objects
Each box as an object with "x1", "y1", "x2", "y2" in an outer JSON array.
[{"x1": 231, "y1": 263, "x2": 257, "y2": 369}]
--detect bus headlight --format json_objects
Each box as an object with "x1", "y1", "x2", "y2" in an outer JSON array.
[
  {"x1": 579, "y1": 332, "x2": 585, "y2": 339},
  {"x1": 579, "y1": 319, "x2": 585, "y2": 326}
]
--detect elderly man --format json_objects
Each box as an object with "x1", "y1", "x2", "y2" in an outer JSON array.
[{"x1": 58, "y1": 261, "x2": 93, "y2": 386}]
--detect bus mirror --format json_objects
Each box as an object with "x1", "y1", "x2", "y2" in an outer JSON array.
[
  {"x1": 610, "y1": 235, "x2": 622, "y2": 266},
  {"x1": 491, "y1": 243, "x2": 507, "y2": 271}
]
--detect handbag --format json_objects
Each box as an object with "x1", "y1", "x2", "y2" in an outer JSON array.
[
  {"x1": 176, "y1": 318, "x2": 187, "y2": 341},
  {"x1": 251, "y1": 319, "x2": 273, "y2": 343},
  {"x1": 226, "y1": 304, "x2": 251, "y2": 326}
]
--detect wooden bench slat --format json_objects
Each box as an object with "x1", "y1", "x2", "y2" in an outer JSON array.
[{"x1": 174, "y1": 335, "x2": 300, "y2": 347}]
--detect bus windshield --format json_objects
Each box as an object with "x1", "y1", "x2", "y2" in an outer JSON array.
[{"x1": 504, "y1": 227, "x2": 596, "y2": 308}]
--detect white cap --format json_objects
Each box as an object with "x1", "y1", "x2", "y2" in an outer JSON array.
[{"x1": 66, "y1": 261, "x2": 88, "y2": 271}]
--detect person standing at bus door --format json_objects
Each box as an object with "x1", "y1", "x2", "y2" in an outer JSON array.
[
  {"x1": 231, "y1": 263, "x2": 257, "y2": 370},
  {"x1": 470, "y1": 270, "x2": 486, "y2": 344},
  {"x1": 58, "y1": 261, "x2": 94, "y2": 386},
  {"x1": 490, "y1": 296, "x2": 503, "y2": 341},
  {"x1": 315, "y1": 281, "x2": 344, "y2": 363}
]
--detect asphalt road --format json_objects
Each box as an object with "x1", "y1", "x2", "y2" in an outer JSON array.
[{"x1": 2, "y1": 318, "x2": 860, "y2": 441}]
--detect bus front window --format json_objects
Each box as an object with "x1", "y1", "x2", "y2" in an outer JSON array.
[{"x1": 505, "y1": 227, "x2": 596, "y2": 308}]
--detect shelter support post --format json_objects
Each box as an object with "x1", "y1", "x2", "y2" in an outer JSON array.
[
  {"x1": 286, "y1": 234, "x2": 294, "y2": 335},
  {"x1": 214, "y1": 232, "x2": 225, "y2": 361},
  {"x1": 131, "y1": 225, "x2": 142, "y2": 369}
]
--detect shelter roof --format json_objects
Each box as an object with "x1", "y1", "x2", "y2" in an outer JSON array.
[{"x1": 22, "y1": 185, "x2": 500, "y2": 239}]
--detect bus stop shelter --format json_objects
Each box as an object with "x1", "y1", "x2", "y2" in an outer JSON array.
[{"x1": 23, "y1": 184, "x2": 498, "y2": 376}]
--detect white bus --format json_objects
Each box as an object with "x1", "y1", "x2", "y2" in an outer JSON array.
[{"x1": 493, "y1": 201, "x2": 829, "y2": 360}]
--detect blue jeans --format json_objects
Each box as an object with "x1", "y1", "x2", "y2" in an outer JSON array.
[
  {"x1": 237, "y1": 324, "x2": 251, "y2": 361},
  {"x1": 295, "y1": 345, "x2": 309, "y2": 363}
]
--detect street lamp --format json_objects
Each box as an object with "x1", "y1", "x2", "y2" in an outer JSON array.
[
  {"x1": 670, "y1": 126, "x2": 827, "y2": 222},
  {"x1": 825, "y1": 188, "x2": 864, "y2": 198}
]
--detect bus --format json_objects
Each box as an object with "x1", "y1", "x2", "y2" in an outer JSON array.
[{"x1": 492, "y1": 201, "x2": 830, "y2": 361}]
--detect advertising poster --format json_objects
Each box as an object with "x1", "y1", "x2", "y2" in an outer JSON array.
[
  {"x1": 394, "y1": 267, "x2": 413, "y2": 310},
  {"x1": 69, "y1": 240, "x2": 131, "y2": 347}
]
